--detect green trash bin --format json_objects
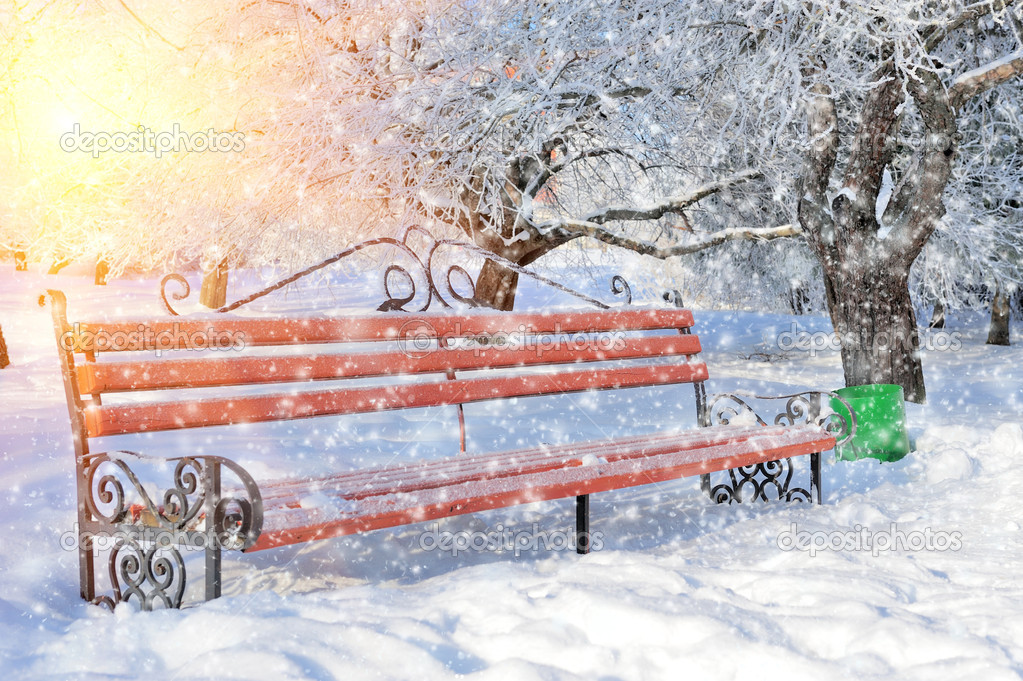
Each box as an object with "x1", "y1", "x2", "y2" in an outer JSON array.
[{"x1": 830, "y1": 384, "x2": 911, "y2": 462}]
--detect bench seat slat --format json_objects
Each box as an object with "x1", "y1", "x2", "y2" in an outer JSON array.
[
  {"x1": 77, "y1": 334, "x2": 702, "y2": 393},
  {"x1": 70, "y1": 308, "x2": 696, "y2": 351},
  {"x1": 258, "y1": 424, "x2": 801, "y2": 504},
  {"x1": 84, "y1": 362, "x2": 710, "y2": 436},
  {"x1": 248, "y1": 424, "x2": 834, "y2": 551}
]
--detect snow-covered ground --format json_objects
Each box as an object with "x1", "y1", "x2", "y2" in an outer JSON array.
[{"x1": 1, "y1": 259, "x2": 1022, "y2": 680}]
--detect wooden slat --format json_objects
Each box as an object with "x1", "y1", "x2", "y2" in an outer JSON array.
[
  {"x1": 77, "y1": 334, "x2": 703, "y2": 393},
  {"x1": 85, "y1": 362, "x2": 709, "y2": 436},
  {"x1": 247, "y1": 427, "x2": 834, "y2": 551},
  {"x1": 257, "y1": 424, "x2": 802, "y2": 505},
  {"x1": 67, "y1": 308, "x2": 695, "y2": 352}
]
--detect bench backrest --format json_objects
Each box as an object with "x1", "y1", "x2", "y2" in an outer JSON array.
[{"x1": 48, "y1": 291, "x2": 708, "y2": 457}]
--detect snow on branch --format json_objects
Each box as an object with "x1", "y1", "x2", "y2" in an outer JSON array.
[
  {"x1": 924, "y1": 0, "x2": 1019, "y2": 51},
  {"x1": 579, "y1": 168, "x2": 764, "y2": 225},
  {"x1": 950, "y1": 51, "x2": 1023, "y2": 109},
  {"x1": 544, "y1": 220, "x2": 801, "y2": 259}
]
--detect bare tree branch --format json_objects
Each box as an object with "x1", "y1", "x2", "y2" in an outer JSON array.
[
  {"x1": 796, "y1": 62, "x2": 840, "y2": 264},
  {"x1": 887, "y1": 68, "x2": 958, "y2": 267},
  {"x1": 923, "y1": 0, "x2": 1018, "y2": 51},
  {"x1": 949, "y1": 51, "x2": 1023, "y2": 110},
  {"x1": 544, "y1": 220, "x2": 801, "y2": 258},
  {"x1": 577, "y1": 168, "x2": 764, "y2": 225}
]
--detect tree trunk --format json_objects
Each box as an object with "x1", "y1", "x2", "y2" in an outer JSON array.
[
  {"x1": 199, "y1": 258, "x2": 230, "y2": 309},
  {"x1": 474, "y1": 259, "x2": 519, "y2": 310},
  {"x1": 95, "y1": 260, "x2": 109, "y2": 286},
  {"x1": 14, "y1": 251, "x2": 27, "y2": 271},
  {"x1": 0, "y1": 325, "x2": 9, "y2": 369},
  {"x1": 928, "y1": 300, "x2": 945, "y2": 329},
  {"x1": 789, "y1": 282, "x2": 810, "y2": 315},
  {"x1": 987, "y1": 287, "x2": 1010, "y2": 346},
  {"x1": 825, "y1": 264, "x2": 926, "y2": 404}
]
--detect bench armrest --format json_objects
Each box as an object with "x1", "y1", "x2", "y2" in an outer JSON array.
[
  {"x1": 706, "y1": 390, "x2": 856, "y2": 447},
  {"x1": 82, "y1": 450, "x2": 263, "y2": 551}
]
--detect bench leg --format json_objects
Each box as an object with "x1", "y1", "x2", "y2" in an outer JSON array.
[
  {"x1": 206, "y1": 545, "x2": 222, "y2": 601},
  {"x1": 575, "y1": 495, "x2": 590, "y2": 554},
  {"x1": 79, "y1": 535, "x2": 96, "y2": 603},
  {"x1": 811, "y1": 452, "x2": 822, "y2": 504},
  {"x1": 204, "y1": 459, "x2": 223, "y2": 601}
]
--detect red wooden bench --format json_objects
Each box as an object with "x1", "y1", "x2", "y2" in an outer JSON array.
[{"x1": 47, "y1": 290, "x2": 842, "y2": 610}]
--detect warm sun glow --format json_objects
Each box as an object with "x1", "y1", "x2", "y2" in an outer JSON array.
[{"x1": 0, "y1": 2, "x2": 253, "y2": 262}]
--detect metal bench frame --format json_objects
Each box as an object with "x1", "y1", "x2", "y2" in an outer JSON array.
[{"x1": 46, "y1": 232, "x2": 853, "y2": 611}]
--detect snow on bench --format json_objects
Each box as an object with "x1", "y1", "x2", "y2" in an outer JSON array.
[{"x1": 47, "y1": 291, "x2": 844, "y2": 610}]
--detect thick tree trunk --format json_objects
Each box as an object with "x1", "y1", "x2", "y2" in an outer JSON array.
[
  {"x1": 474, "y1": 258, "x2": 519, "y2": 311},
  {"x1": 987, "y1": 288, "x2": 1011, "y2": 346},
  {"x1": 825, "y1": 262, "x2": 926, "y2": 404}
]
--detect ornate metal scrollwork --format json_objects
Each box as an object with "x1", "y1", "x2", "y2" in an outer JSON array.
[
  {"x1": 610, "y1": 275, "x2": 632, "y2": 304},
  {"x1": 708, "y1": 391, "x2": 856, "y2": 446},
  {"x1": 160, "y1": 225, "x2": 634, "y2": 314},
  {"x1": 85, "y1": 454, "x2": 206, "y2": 531},
  {"x1": 102, "y1": 537, "x2": 186, "y2": 610},
  {"x1": 705, "y1": 458, "x2": 810, "y2": 504},
  {"x1": 701, "y1": 391, "x2": 856, "y2": 504},
  {"x1": 160, "y1": 273, "x2": 191, "y2": 315},
  {"x1": 81, "y1": 451, "x2": 263, "y2": 610}
]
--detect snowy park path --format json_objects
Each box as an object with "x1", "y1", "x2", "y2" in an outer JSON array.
[{"x1": 1, "y1": 268, "x2": 1022, "y2": 680}]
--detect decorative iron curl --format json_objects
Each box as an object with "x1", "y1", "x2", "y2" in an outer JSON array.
[
  {"x1": 105, "y1": 537, "x2": 186, "y2": 610},
  {"x1": 159, "y1": 274, "x2": 190, "y2": 315},
  {"x1": 422, "y1": 233, "x2": 619, "y2": 310},
  {"x1": 662, "y1": 290, "x2": 684, "y2": 308},
  {"x1": 83, "y1": 451, "x2": 263, "y2": 545},
  {"x1": 158, "y1": 225, "x2": 636, "y2": 314},
  {"x1": 702, "y1": 390, "x2": 854, "y2": 505},
  {"x1": 208, "y1": 456, "x2": 264, "y2": 552},
  {"x1": 707, "y1": 390, "x2": 856, "y2": 446},
  {"x1": 707, "y1": 459, "x2": 811, "y2": 504},
  {"x1": 610, "y1": 275, "x2": 632, "y2": 304},
  {"x1": 379, "y1": 265, "x2": 418, "y2": 311},
  {"x1": 444, "y1": 265, "x2": 479, "y2": 307},
  {"x1": 84, "y1": 454, "x2": 205, "y2": 531}
]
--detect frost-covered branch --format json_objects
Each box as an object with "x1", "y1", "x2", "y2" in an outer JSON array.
[
  {"x1": 949, "y1": 51, "x2": 1023, "y2": 109},
  {"x1": 544, "y1": 221, "x2": 801, "y2": 259},
  {"x1": 577, "y1": 168, "x2": 763, "y2": 225}
]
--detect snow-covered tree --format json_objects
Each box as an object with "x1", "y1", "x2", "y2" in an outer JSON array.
[
  {"x1": 4, "y1": 0, "x2": 1022, "y2": 403},
  {"x1": 654, "y1": 0, "x2": 1023, "y2": 402},
  {"x1": 203, "y1": 0, "x2": 799, "y2": 308},
  {"x1": 222, "y1": 0, "x2": 1023, "y2": 401}
]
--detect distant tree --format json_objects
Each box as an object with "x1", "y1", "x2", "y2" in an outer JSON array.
[
  {"x1": 4, "y1": 0, "x2": 1023, "y2": 403},
  {"x1": 0, "y1": 327, "x2": 9, "y2": 369}
]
